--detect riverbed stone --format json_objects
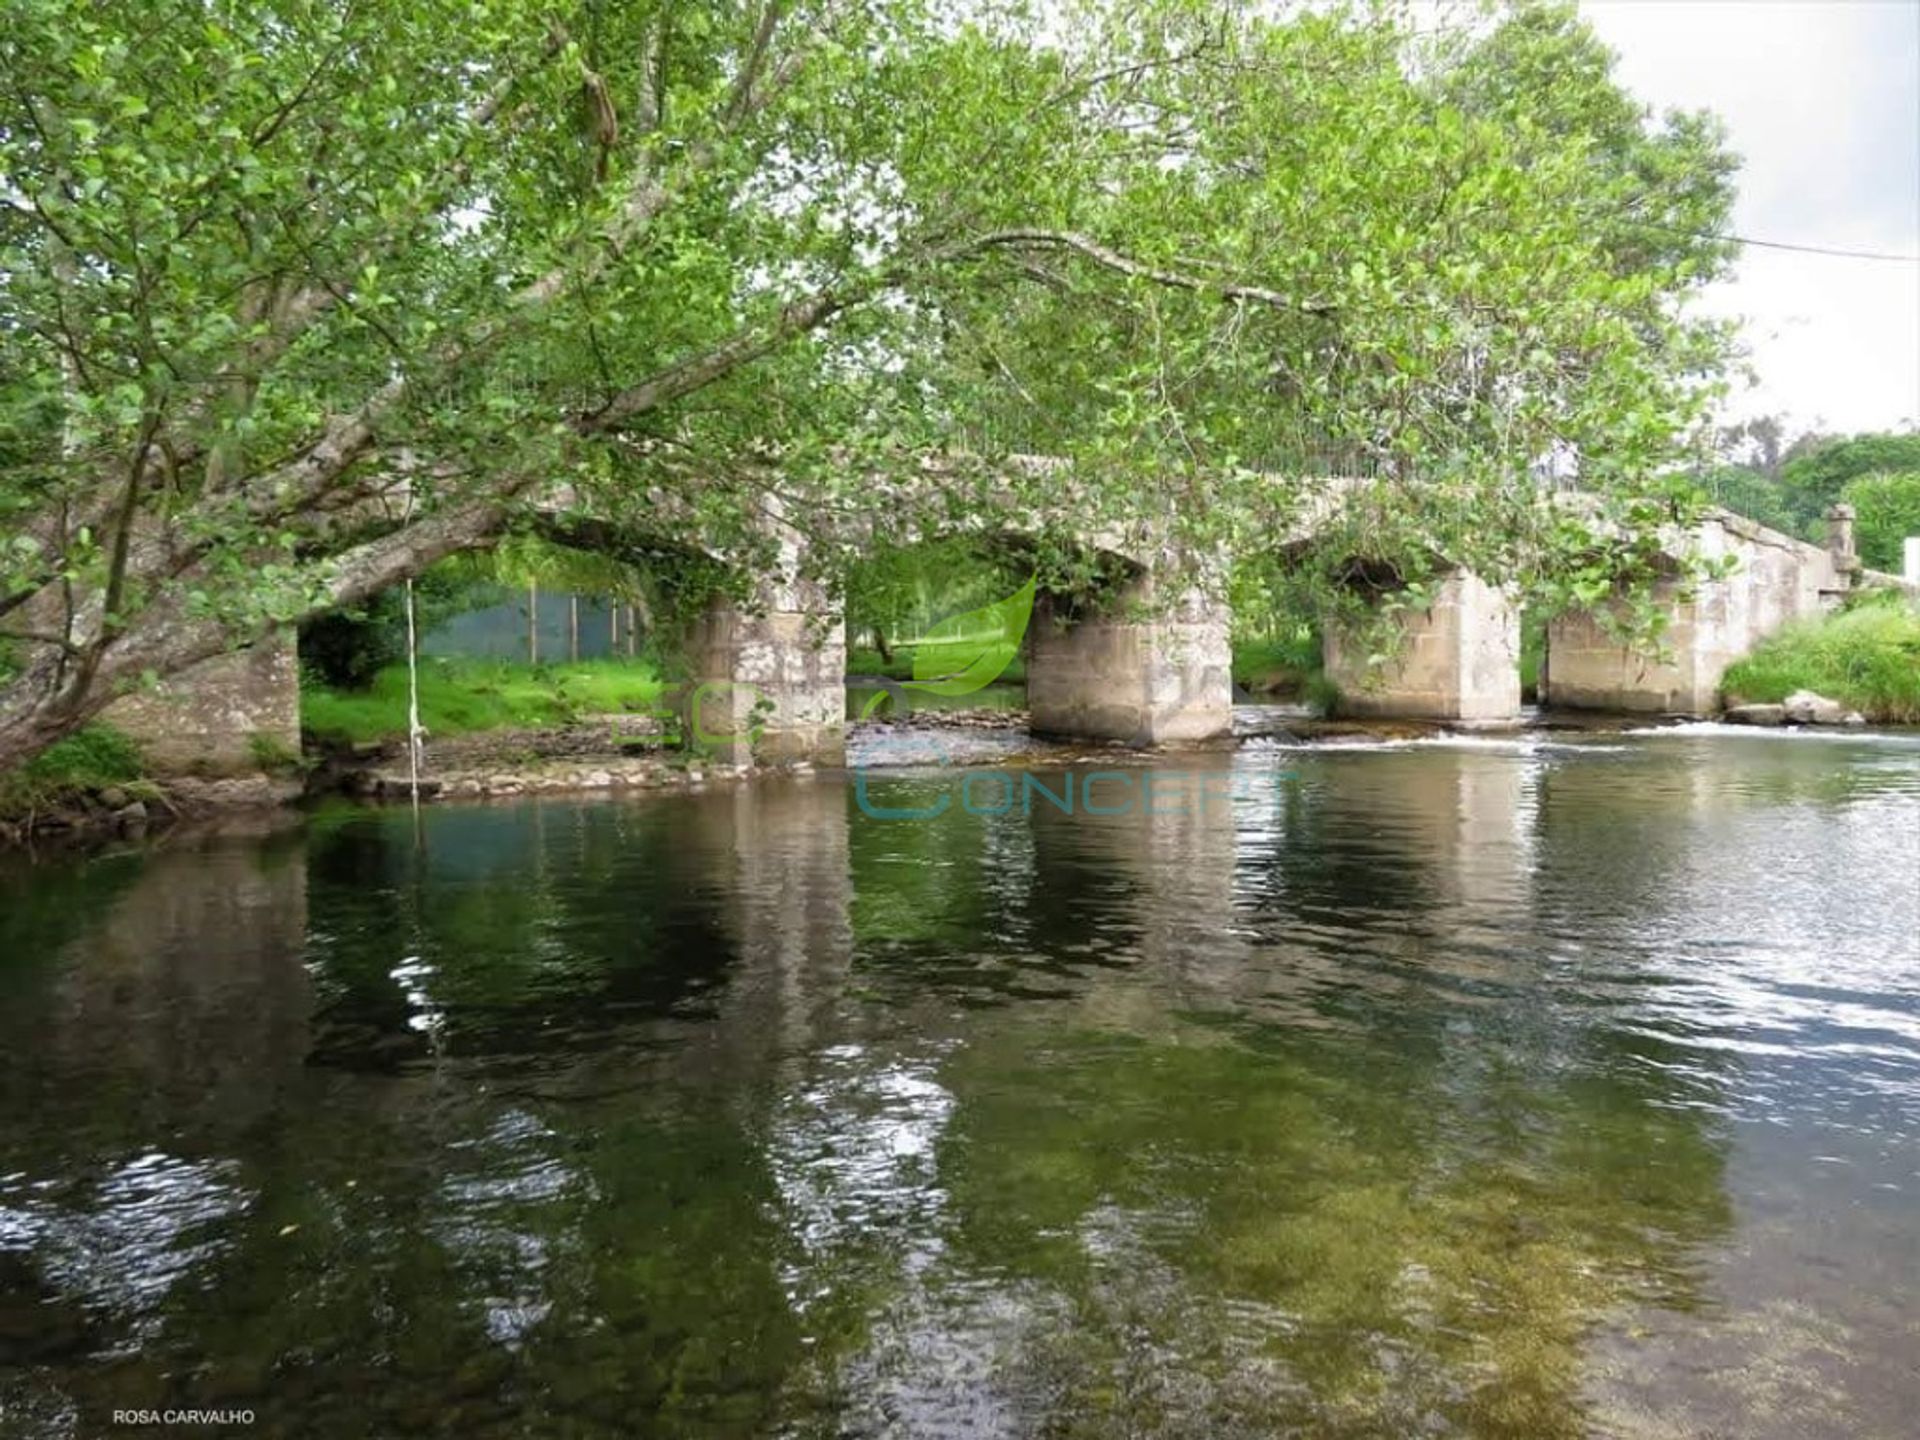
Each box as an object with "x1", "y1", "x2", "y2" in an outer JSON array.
[{"x1": 1782, "y1": 689, "x2": 1847, "y2": 725}]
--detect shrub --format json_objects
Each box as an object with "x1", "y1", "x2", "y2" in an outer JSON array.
[
  {"x1": 1302, "y1": 672, "x2": 1342, "y2": 717},
  {"x1": 247, "y1": 731, "x2": 304, "y2": 773}
]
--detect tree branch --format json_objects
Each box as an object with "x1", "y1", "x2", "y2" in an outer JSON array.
[
  {"x1": 578, "y1": 287, "x2": 851, "y2": 432},
  {"x1": 962, "y1": 228, "x2": 1336, "y2": 315}
]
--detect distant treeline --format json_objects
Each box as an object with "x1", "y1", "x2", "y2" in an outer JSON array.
[{"x1": 1701, "y1": 422, "x2": 1920, "y2": 572}]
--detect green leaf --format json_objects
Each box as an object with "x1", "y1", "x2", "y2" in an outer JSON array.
[{"x1": 906, "y1": 576, "x2": 1036, "y2": 697}]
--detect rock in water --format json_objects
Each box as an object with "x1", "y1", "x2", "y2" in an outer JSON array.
[
  {"x1": 1781, "y1": 690, "x2": 1847, "y2": 725},
  {"x1": 1724, "y1": 703, "x2": 1786, "y2": 726}
]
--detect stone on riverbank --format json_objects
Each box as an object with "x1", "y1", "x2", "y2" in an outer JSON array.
[
  {"x1": 1781, "y1": 690, "x2": 1848, "y2": 725},
  {"x1": 1724, "y1": 704, "x2": 1787, "y2": 726}
]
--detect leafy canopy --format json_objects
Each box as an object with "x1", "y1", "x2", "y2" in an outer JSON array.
[{"x1": 1, "y1": 0, "x2": 1737, "y2": 765}]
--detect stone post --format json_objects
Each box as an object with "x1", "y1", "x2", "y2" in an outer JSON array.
[
  {"x1": 1904, "y1": 536, "x2": 1920, "y2": 587},
  {"x1": 1825, "y1": 503, "x2": 1861, "y2": 581}
]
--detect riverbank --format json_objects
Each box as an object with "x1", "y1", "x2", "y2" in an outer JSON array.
[
  {"x1": 6, "y1": 693, "x2": 1911, "y2": 849},
  {"x1": 1720, "y1": 594, "x2": 1920, "y2": 724},
  {"x1": 0, "y1": 729, "x2": 301, "y2": 849},
  {"x1": 320, "y1": 719, "x2": 757, "y2": 802}
]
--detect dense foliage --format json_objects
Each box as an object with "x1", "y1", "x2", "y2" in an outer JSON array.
[
  {"x1": 0, "y1": 721, "x2": 146, "y2": 819},
  {"x1": 2, "y1": 0, "x2": 1738, "y2": 767},
  {"x1": 1705, "y1": 424, "x2": 1920, "y2": 558},
  {"x1": 298, "y1": 563, "x2": 498, "y2": 690},
  {"x1": 1841, "y1": 471, "x2": 1920, "y2": 573}
]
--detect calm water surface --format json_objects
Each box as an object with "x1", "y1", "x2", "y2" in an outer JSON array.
[{"x1": 1, "y1": 728, "x2": 1917, "y2": 1437}]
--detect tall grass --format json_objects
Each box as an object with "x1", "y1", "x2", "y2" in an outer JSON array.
[
  {"x1": 1720, "y1": 594, "x2": 1920, "y2": 722},
  {"x1": 302, "y1": 657, "x2": 667, "y2": 744}
]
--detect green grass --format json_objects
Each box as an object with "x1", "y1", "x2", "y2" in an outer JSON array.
[
  {"x1": 1720, "y1": 594, "x2": 1920, "y2": 722},
  {"x1": 0, "y1": 724, "x2": 150, "y2": 819},
  {"x1": 302, "y1": 657, "x2": 668, "y2": 745}
]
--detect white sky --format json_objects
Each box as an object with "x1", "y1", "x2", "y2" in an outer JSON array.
[{"x1": 1579, "y1": 0, "x2": 1920, "y2": 437}]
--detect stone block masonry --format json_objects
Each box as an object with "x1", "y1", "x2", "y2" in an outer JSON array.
[
  {"x1": 1323, "y1": 569, "x2": 1522, "y2": 723},
  {"x1": 1541, "y1": 510, "x2": 1847, "y2": 716},
  {"x1": 100, "y1": 630, "x2": 303, "y2": 776},
  {"x1": 1027, "y1": 571, "x2": 1234, "y2": 744},
  {"x1": 677, "y1": 600, "x2": 847, "y2": 765}
]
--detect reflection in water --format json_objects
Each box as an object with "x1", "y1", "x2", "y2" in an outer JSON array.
[{"x1": 0, "y1": 732, "x2": 1915, "y2": 1437}]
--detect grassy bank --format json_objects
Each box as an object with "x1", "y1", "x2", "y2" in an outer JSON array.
[
  {"x1": 1721, "y1": 595, "x2": 1920, "y2": 723},
  {"x1": 0, "y1": 724, "x2": 154, "y2": 821},
  {"x1": 302, "y1": 657, "x2": 667, "y2": 745}
]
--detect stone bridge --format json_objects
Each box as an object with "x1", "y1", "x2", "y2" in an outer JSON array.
[
  {"x1": 89, "y1": 475, "x2": 1902, "y2": 774},
  {"x1": 628, "y1": 482, "x2": 1889, "y2": 759}
]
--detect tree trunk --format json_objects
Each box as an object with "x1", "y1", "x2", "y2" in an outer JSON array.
[{"x1": 872, "y1": 624, "x2": 893, "y2": 665}]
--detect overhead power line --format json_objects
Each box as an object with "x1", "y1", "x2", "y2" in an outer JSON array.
[
  {"x1": 1648, "y1": 222, "x2": 1920, "y2": 264},
  {"x1": 1723, "y1": 231, "x2": 1920, "y2": 263}
]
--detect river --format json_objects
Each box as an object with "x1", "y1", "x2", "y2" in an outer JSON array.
[{"x1": 1, "y1": 725, "x2": 1916, "y2": 1437}]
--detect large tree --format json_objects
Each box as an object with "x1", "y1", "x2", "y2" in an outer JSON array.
[{"x1": 0, "y1": 0, "x2": 1736, "y2": 769}]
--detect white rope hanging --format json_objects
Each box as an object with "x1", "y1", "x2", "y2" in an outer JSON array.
[
  {"x1": 399, "y1": 479, "x2": 425, "y2": 815},
  {"x1": 404, "y1": 573, "x2": 424, "y2": 812}
]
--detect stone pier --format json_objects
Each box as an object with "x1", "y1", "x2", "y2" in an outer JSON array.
[
  {"x1": 676, "y1": 524, "x2": 847, "y2": 766},
  {"x1": 1323, "y1": 568, "x2": 1522, "y2": 723},
  {"x1": 1541, "y1": 511, "x2": 1847, "y2": 715},
  {"x1": 678, "y1": 600, "x2": 845, "y2": 765},
  {"x1": 1026, "y1": 569, "x2": 1232, "y2": 744}
]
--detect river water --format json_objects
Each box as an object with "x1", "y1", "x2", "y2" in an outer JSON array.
[{"x1": 1, "y1": 725, "x2": 1916, "y2": 1437}]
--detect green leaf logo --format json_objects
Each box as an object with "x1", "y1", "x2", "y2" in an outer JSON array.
[{"x1": 906, "y1": 577, "x2": 1036, "y2": 697}]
